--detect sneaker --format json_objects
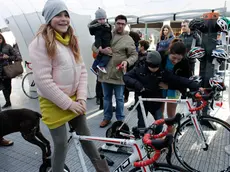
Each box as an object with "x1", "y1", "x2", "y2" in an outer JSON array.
[
  {"x1": 90, "y1": 67, "x2": 98, "y2": 76},
  {"x1": 225, "y1": 145, "x2": 230, "y2": 155},
  {"x1": 97, "y1": 65, "x2": 107, "y2": 73}
]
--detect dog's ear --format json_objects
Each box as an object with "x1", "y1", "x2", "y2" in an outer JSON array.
[{"x1": 35, "y1": 112, "x2": 42, "y2": 118}]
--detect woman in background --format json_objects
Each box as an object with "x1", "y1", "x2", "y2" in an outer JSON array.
[{"x1": 157, "y1": 25, "x2": 174, "y2": 55}]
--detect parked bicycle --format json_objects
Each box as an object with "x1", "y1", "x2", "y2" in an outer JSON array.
[
  {"x1": 172, "y1": 87, "x2": 230, "y2": 172},
  {"x1": 110, "y1": 75, "x2": 230, "y2": 172},
  {"x1": 21, "y1": 61, "x2": 38, "y2": 99},
  {"x1": 133, "y1": 87, "x2": 229, "y2": 172}
]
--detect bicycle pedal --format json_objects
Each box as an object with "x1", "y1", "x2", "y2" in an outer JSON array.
[{"x1": 100, "y1": 154, "x2": 114, "y2": 166}]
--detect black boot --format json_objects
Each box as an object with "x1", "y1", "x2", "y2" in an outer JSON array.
[
  {"x1": 96, "y1": 97, "x2": 100, "y2": 105},
  {"x1": 2, "y1": 88, "x2": 11, "y2": 109},
  {"x1": 2, "y1": 102, "x2": 11, "y2": 109}
]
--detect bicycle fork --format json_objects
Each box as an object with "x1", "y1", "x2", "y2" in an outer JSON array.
[{"x1": 190, "y1": 114, "x2": 208, "y2": 150}]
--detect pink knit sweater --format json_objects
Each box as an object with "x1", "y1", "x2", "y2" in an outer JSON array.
[{"x1": 29, "y1": 35, "x2": 88, "y2": 110}]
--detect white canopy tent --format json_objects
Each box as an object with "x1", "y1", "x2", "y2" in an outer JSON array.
[
  {"x1": 0, "y1": 0, "x2": 229, "y2": 28},
  {"x1": 0, "y1": 0, "x2": 229, "y2": 98}
]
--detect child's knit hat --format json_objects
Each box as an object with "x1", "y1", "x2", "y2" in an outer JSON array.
[{"x1": 95, "y1": 8, "x2": 107, "y2": 20}]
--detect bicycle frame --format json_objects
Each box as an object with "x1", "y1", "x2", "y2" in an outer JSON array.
[
  {"x1": 69, "y1": 131, "x2": 151, "y2": 172},
  {"x1": 122, "y1": 96, "x2": 208, "y2": 149}
]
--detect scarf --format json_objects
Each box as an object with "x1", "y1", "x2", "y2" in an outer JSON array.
[{"x1": 54, "y1": 31, "x2": 70, "y2": 46}]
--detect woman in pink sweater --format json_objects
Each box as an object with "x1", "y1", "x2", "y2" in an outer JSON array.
[{"x1": 29, "y1": 0, "x2": 109, "y2": 172}]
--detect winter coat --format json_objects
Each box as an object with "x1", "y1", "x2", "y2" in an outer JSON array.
[
  {"x1": 0, "y1": 44, "x2": 21, "y2": 79},
  {"x1": 157, "y1": 34, "x2": 174, "y2": 53},
  {"x1": 95, "y1": 30, "x2": 138, "y2": 85}
]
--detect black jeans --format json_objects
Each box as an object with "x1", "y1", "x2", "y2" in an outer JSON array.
[
  {"x1": 96, "y1": 79, "x2": 103, "y2": 108},
  {"x1": 124, "y1": 86, "x2": 129, "y2": 101},
  {"x1": 199, "y1": 60, "x2": 214, "y2": 115},
  {"x1": 135, "y1": 95, "x2": 163, "y2": 134},
  {"x1": 1, "y1": 78, "x2": 12, "y2": 103},
  {"x1": 96, "y1": 79, "x2": 103, "y2": 99}
]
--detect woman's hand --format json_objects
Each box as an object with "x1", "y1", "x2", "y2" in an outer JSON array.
[
  {"x1": 68, "y1": 101, "x2": 85, "y2": 115},
  {"x1": 3, "y1": 54, "x2": 9, "y2": 59},
  {"x1": 159, "y1": 82, "x2": 168, "y2": 89},
  {"x1": 77, "y1": 99, "x2": 87, "y2": 114}
]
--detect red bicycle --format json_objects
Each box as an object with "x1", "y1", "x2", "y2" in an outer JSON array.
[{"x1": 21, "y1": 61, "x2": 38, "y2": 99}]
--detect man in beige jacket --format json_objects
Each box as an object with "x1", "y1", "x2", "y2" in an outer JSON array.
[{"x1": 93, "y1": 15, "x2": 138, "y2": 127}]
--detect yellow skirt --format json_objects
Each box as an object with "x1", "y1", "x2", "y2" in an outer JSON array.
[{"x1": 39, "y1": 95, "x2": 79, "y2": 129}]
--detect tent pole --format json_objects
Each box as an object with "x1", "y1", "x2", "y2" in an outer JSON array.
[{"x1": 144, "y1": 23, "x2": 148, "y2": 40}]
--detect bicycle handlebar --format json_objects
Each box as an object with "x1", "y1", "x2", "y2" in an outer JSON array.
[
  {"x1": 186, "y1": 88, "x2": 216, "y2": 112},
  {"x1": 134, "y1": 134, "x2": 173, "y2": 167},
  {"x1": 133, "y1": 113, "x2": 182, "y2": 167}
]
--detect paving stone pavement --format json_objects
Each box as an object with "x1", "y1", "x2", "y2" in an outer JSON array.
[{"x1": 0, "y1": 74, "x2": 229, "y2": 172}]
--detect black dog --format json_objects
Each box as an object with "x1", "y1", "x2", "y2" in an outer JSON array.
[{"x1": 0, "y1": 108, "x2": 51, "y2": 162}]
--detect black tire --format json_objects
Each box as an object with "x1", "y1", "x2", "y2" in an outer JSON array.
[
  {"x1": 174, "y1": 116, "x2": 230, "y2": 172},
  {"x1": 22, "y1": 72, "x2": 38, "y2": 99},
  {"x1": 128, "y1": 163, "x2": 187, "y2": 172},
  {"x1": 39, "y1": 158, "x2": 70, "y2": 172},
  {"x1": 154, "y1": 163, "x2": 188, "y2": 172}
]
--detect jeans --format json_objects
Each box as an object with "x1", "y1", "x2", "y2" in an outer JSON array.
[
  {"x1": 92, "y1": 54, "x2": 110, "y2": 69},
  {"x1": 101, "y1": 83, "x2": 125, "y2": 121}
]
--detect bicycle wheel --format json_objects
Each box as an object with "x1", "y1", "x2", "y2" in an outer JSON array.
[
  {"x1": 22, "y1": 72, "x2": 38, "y2": 99},
  {"x1": 154, "y1": 163, "x2": 188, "y2": 172},
  {"x1": 174, "y1": 116, "x2": 230, "y2": 172}
]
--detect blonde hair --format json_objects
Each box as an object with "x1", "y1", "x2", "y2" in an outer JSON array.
[
  {"x1": 36, "y1": 24, "x2": 81, "y2": 63},
  {"x1": 159, "y1": 25, "x2": 174, "y2": 40}
]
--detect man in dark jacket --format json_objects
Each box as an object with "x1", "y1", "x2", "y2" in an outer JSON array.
[
  {"x1": 123, "y1": 51, "x2": 200, "y2": 132},
  {"x1": 179, "y1": 19, "x2": 201, "y2": 75},
  {"x1": 88, "y1": 8, "x2": 112, "y2": 74}
]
